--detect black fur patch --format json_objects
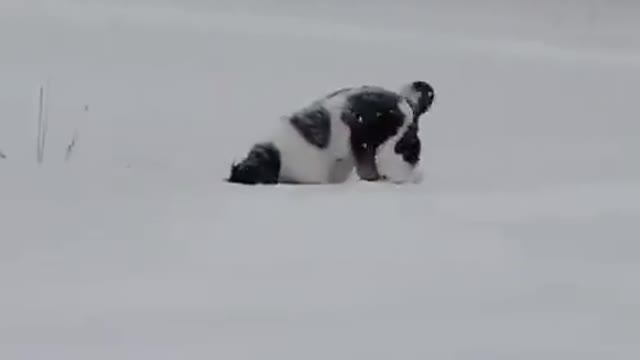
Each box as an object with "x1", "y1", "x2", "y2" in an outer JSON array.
[
  {"x1": 394, "y1": 123, "x2": 421, "y2": 165},
  {"x1": 289, "y1": 107, "x2": 331, "y2": 149},
  {"x1": 408, "y1": 81, "x2": 435, "y2": 121},
  {"x1": 325, "y1": 87, "x2": 351, "y2": 99},
  {"x1": 341, "y1": 88, "x2": 408, "y2": 180},
  {"x1": 227, "y1": 142, "x2": 281, "y2": 185}
]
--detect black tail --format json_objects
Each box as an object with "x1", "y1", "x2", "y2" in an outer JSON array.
[{"x1": 227, "y1": 142, "x2": 281, "y2": 185}]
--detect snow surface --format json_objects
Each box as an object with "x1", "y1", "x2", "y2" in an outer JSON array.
[{"x1": 1, "y1": 1, "x2": 640, "y2": 359}]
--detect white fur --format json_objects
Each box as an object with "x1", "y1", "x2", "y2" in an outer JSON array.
[
  {"x1": 258, "y1": 86, "x2": 422, "y2": 184},
  {"x1": 398, "y1": 83, "x2": 422, "y2": 111},
  {"x1": 269, "y1": 92, "x2": 356, "y2": 184},
  {"x1": 375, "y1": 100, "x2": 419, "y2": 184}
]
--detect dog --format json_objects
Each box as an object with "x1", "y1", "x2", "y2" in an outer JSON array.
[{"x1": 227, "y1": 81, "x2": 435, "y2": 185}]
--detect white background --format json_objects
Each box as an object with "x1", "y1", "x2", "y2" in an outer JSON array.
[{"x1": 1, "y1": 1, "x2": 639, "y2": 359}]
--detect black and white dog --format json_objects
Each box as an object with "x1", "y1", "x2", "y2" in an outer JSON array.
[{"x1": 227, "y1": 81, "x2": 435, "y2": 184}]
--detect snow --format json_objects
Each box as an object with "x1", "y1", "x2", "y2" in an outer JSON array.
[{"x1": 1, "y1": 1, "x2": 640, "y2": 359}]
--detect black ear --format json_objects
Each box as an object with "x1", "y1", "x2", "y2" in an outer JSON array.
[{"x1": 394, "y1": 122, "x2": 421, "y2": 166}]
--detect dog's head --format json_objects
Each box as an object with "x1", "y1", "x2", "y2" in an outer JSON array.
[
  {"x1": 366, "y1": 81, "x2": 433, "y2": 183},
  {"x1": 375, "y1": 120, "x2": 422, "y2": 184},
  {"x1": 399, "y1": 80, "x2": 435, "y2": 121},
  {"x1": 346, "y1": 84, "x2": 432, "y2": 183}
]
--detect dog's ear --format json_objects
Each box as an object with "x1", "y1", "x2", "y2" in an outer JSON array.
[{"x1": 375, "y1": 122, "x2": 422, "y2": 184}]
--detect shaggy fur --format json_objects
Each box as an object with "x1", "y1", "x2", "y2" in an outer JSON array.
[{"x1": 227, "y1": 81, "x2": 435, "y2": 185}]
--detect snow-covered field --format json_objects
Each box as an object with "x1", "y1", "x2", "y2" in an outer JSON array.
[{"x1": 1, "y1": 1, "x2": 639, "y2": 359}]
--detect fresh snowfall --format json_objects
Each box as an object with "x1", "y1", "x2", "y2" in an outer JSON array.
[{"x1": 1, "y1": 0, "x2": 639, "y2": 359}]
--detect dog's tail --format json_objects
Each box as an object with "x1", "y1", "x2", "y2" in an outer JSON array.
[{"x1": 226, "y1": 142, "x2": 281, "y2": 185}]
